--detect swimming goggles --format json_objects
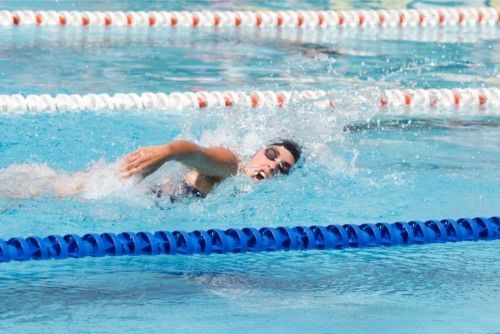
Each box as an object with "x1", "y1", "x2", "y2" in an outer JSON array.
[{"x1": 264, "y1": 147, "x2": 292, "y2": 175}]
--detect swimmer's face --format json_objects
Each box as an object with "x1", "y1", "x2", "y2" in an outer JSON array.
[{"x1": 244, "y1": 145, "x2": 296, "y2": 181}]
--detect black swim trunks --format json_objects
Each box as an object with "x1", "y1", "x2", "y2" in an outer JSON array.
[{"x1": 150, "y1": 181, "x2": 206, "y2": 203}]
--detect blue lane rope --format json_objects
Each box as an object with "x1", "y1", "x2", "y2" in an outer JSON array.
[{"x1": 1, "y1": 216, "x2": 498, "y2": 263}]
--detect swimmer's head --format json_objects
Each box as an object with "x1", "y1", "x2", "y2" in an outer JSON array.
[{"x1": 244, "y1": 139, "x2": 302, "y2": 181}]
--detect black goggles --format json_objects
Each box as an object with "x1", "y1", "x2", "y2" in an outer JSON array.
[{"x1": 264, "y1": 147, "x2": 292, "y2": 175}]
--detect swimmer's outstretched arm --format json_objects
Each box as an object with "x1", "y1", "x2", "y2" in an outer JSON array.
[{"x1": 120, "y1": 140, "x2": 239, "y2": 178}]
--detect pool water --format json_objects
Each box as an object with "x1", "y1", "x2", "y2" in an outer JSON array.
[{"x1": 0, "y1": 0, "x2": 499, "y2": 333}]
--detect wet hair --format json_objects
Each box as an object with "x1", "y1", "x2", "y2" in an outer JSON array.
[{"x1": 270, "y1": 139, "x2": 302, "y2": 163}]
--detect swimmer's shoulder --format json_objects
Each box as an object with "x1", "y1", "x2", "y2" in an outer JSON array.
[
  {"x1": 184, "y1": 170, "x2": 221, "y2": 195},
  {"x1": 184, "y1": 153, "x2": 245, "y2": 194}
]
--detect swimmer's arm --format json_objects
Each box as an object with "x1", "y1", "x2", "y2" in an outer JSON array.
[
  {"x1": 121, "y1": 140, "x2": 239, "y2": 178},
  {"x1": 168, "y1": 141, "x2": 239, "y2": 177}
]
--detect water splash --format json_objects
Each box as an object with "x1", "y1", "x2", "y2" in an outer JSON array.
[
  {"x1": 0, "y1": 163, "x2": 57, "y2": 199},
  {"x1": 0, "y1": 160, "x2": 143, "y2": 201}
]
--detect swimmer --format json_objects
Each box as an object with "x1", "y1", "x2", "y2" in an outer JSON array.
[
  {"x1": 120, "y1": 139, "x2": 301, "y2": 200},
  {"x1": 0, "y1": 139, "x2": 301, "y2": 200}
]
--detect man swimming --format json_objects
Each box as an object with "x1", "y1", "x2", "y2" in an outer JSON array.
[{"x1": 120, "y1": 139, "x2": 301, "y2": 200}]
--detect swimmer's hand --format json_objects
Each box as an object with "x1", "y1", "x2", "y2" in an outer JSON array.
[{"x1": 120, "y1": 145, "x2": 170, "y2": 178}]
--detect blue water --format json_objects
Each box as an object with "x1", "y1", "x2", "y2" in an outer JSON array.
[{"x1": 0, "y1": 0, "x2": 499, "y2": 333}]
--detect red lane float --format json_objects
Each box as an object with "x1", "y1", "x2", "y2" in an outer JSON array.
[
  {"x1": 0, "y1": 8, "x2": 498, "y2": 29},
  {"x1": 0, "y1": 88, "x2": 499, "y2": 114}
]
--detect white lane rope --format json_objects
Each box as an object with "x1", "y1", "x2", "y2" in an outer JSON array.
[
  {"x1": 0, "y1": 88, "x2": 498, "y2": 115},
  {"x1": 0, "y1": 8, "x2": 498, "y2": 29}
]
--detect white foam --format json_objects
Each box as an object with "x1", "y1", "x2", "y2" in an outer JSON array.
[
  {"x1": 0, "y1": 163, "x2": 57, "y2": 198},
  {"x1": 0, "y1": 160, "x2": 146, "y2": 201}
]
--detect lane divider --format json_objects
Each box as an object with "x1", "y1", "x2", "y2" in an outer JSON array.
[
  {"x1": 0, "y1": 88, "x2": 499, "y2": 114},
  {"x1": 0, "y1": 216, "x2": 498, "y2": 263},
  {"x1": 0, "y1": 8, "x2": 498, "y2": 29}
]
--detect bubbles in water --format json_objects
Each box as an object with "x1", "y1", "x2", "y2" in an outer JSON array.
[
  {"x1": 78, "y1": 160, "x2": 136, "y2": 200},
  {"x1": 0, "y1": 163, "x2": 57, "y2": 199},
  {"x1": 0, "y1": 160, "x2": 146, "y2": 203}
]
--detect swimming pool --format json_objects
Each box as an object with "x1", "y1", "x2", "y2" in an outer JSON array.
[{"x1": 0, "y1": 0, "x2": 499, "y2": 333}]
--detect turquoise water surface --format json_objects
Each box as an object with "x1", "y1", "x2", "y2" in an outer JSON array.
[{"x1": 0, "y1": 0, "x2": 499, "y2": 333}]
